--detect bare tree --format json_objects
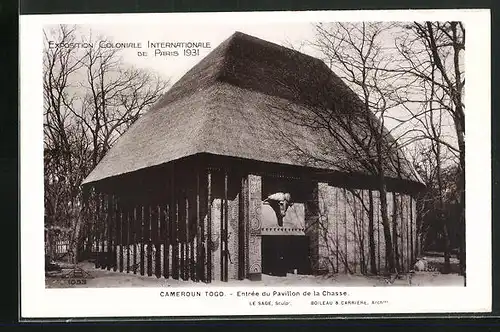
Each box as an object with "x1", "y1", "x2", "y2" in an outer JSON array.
[
  {"x1": 394, "y1": 21, "x2": 465, "y2": 276},
  {"x1": 43, "y1": 25, "x2": 170, "y2": 263},
  {"x1": 266, "y1": 23, "x2": 406, "y2": 275},
  {"x1": 299, "y1": 22, "x2": 412, "y2": 274}
]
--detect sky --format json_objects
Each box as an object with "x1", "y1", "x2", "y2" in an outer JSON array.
[
  {"x1": 43, "y1": 21, "x2": 461, "y2": 158},
  {"x1": 78, "y1": 23, "x2": 319, "y2": 83},
  {"x1": 63, "y1": 23, "x2": 405, "y2": 133}
]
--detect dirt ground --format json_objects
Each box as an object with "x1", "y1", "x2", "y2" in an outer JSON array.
[{"x1": 45, "y1": 257, "x2": 465, "y2": 288}]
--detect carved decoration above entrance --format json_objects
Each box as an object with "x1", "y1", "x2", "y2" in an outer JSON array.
[{"x1": 263, "y1": 192, "x2": 292, "y2": 227}]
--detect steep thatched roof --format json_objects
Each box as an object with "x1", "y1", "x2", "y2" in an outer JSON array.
[{"x1": 82, "y1": 31, "x2": 421, "y2": 186}]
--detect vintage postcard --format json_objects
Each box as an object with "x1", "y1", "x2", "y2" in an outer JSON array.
[{"x1": 20, "y1": 9, "x2": 491, "y2": 318}]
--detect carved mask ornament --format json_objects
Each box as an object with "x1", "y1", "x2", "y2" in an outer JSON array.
[{"x1": 264, "y1": 192, "x2": 292, "y2": 227}]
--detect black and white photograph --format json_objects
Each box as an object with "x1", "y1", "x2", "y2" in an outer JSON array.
[{"x1": 20, "y1": 10, "x2": 490, "y2": 317}]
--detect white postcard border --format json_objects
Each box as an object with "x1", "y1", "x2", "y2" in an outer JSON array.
[{"x1": 20, "y1": 9, "x2": 491, "y2": 318}]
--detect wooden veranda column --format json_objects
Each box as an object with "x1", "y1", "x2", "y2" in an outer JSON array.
[
  {"x1": 140, "y1": 206, "x2": 145, "y2": 276},
  {"x1": 246, "y1": 174, "x2": 262, "y2": 281},
  {"x1": 316, "y1": 182, "x2": 329, "y2": 273},
  {"x1": 223, "y1": 170, "x2": 229, "y2": 282},
  {"x1": 238, "y1": 176, "x2": 248, "y2": 280},
  {"x1": 410, "y1": 196, "x2": 414, "y2": 265},
  {"x1": 147, "y1": 205, "x2": 153, "y2": 277},
  {"x1": 305, "y1": 182, "x2": 328, "y2": 275},
  {"x1": 304, "y1": 182, "x2": 319, "y2": 274},
  {"x1": 112, "y1": 196, "x2": 118, "y2": 272},
  {"x1": 118, "y1": 208, "x2": 123, "y2": 272},
  {"x1": 106, "y1": 194, "x2": 113, "y2": 271},
  {"x1": 132, "y1": 207, "x2": 137, "y2": 274},
  {"x1": 206, "y1": 170, "x2": 212, "y2": 282},
  {"x1": 171, "y1": 165, "x2": 179, "y2": 280},
  {"x1": 126, "y1": 209, "x2": 130, "y2": 273},
  {"x1": 195, "y1": 169, "x2": 203, "y2": 281},
  {"x1": 163, "y1": 203, "x2": 170, "y2": 279},
  {"x1": 219, "y1": 170, "x2": 229, "y2": 282},
  {"x1": 185, "y1": 195, "x2": 190, "y2": 281},
  {"x1": 155, "y1": 205, "x2": 162, "y2": 278},
  {"x1": 101, "y1": 195, "x2": 110, "y2": 270}
]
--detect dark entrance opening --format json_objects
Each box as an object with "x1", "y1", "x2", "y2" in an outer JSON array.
[{"x1": 262, "y1": 235, "x2": 309, "y2": 276}]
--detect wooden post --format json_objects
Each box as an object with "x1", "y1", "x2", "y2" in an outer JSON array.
[
  {"x1": 247, "y1": 174, "x2": 262, "y2": 281},
  {"x1": 191, "y1": 197, "x2": 195, "y2": 281},
  {"x1": 173, "y1": 198, "x2": 180, "y2": 280},
  {"x1": 196, "y1": 170, "x2": 202, "y2": 281},
  {"x1": 181, "y1": 202, "x2": 186, "y2": 280},
  {"x1": 361, "y1": 190, "x2": 365, "y2": 274},
  {"x1": 107, "y1": 194, "x2": 113, "y2": 271},
  {"x1": 100, "y1": 194, "x2": 106, "y2": 270},
  {"x1": 112, "y1": 196, "x2": 117, "y2": 272},
  {"x1": 163, "y1": 204, "x2": 170, "y2": 279},
  {"x1": 410, "y1": 196, "x2": 414, "y2": 264},
  {"x1": 199, "y1": 173, "x2": 206, "y2": 283},
  {"x1": 344, "y1": 188, "x2": 348, "y2": 274},
  {"x1": 147, "y1": 205, "x2": 153, "y2": 277},
  {"x1": 244, "y1": 177, "x2": 249, "y2": 277},
  {"x1": 185, "y1": 196, "x2": 190, "y2": 280},
  {"x1": 207, "y1": 170, "x2": 212, "y2": 282},
  {"x1": 102, "y1": 194, "x2": 106, "y2": 269},
  {"x1": 238, "y1": 176, "x2": 246, "y2": 280},
  {"x1": 223, "y1": 170, "x2": 229, "y2": 282},
  {"x1": 140, "y1": 206, "x2": 145, "y2": 276},
  {"x1": 155, "y1": 205, "x2": 162, "y2": 278},
  {"x1": 95, "y1": 192, "x2": 101, "y2": 269},
  {"x1": 126, "y1": 209, "x2": 130, "y2": 273},
  {"x1": 352, "y1": 193, "x2": 357, "y2": 274},
  {"x1": 399, "y1": 195, "x2": 404, "y2": 272},
  {"x1": 188, "y1": 196, "x2": 195, "y2": 281},
  {"x1": 220, "y1": 179, "x2": 224, "y2": 282},
  {"x1": 171, "y1": 165, "x2": 179, "y2": 280},
  {"x1": 377, "y1": 195, "x2": 381, "y2": 274},
  {"x1": 132, "y1": 207, "x2": 137, "y2": 274},
  {"x1": 405, "y1": 196, "x2": 411, "y2": 271},
  {"x1": 180, "y1": 197, "x2": 185, "y2": 280},
  {"x1": 399, "y1": 196, "x2": 404, "y2": 272},
  {"x1": 315, "y1": 182, "x2": 328, "y2": 274},
  {"x1": 106, "y1": 194, "x2": 112, "y2": 270},
  {"x1": 119, "y1": 208, "x2": 124, "y2": 272},
  {"x1": 335, "y1": 188, "x2": 339, "y2": 273}
]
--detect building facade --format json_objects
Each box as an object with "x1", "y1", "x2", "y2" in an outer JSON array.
[{"x1": 81, "y1": 32, "x2": 423, "y2": 282}]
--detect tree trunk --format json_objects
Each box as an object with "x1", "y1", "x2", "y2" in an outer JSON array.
[
  {"x1": 72, "y1": 220, "x2": 82, "y2": 264},
  {"x1": 392, "y1": 194, "x2": 400, "y2": 273},
  {"x1": 368, "y1": 190, "x2": 377, "y2": 275},
  {"x1": 457, "y1": 131, "x2": 466, "y2": 279},
  {"x1": 434, "y1": 141, "x2": 451, "y2": 274},
  {"x1": 458, "y1": 168, "x2": 466, "y2": 281},
  {"x1": 441, "y1": 217, "x2": 451, "y2": 274},
  {"x1": 378, "y1": 173, "x2": 395, "y2": 274}
]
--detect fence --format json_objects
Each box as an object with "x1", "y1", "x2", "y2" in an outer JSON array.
[{"x1": 45, "y1": 236, "x2": 72, "y2": 262}]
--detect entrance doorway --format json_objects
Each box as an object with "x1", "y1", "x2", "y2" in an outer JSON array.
[{"x1": 261, "y1": 235, "x2": 309, "y2": 276}]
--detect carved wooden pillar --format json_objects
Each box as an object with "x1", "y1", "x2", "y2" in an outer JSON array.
[
  {"x1": 317, "y1": 182, "x2": 330, "y2": 273},
  {"x1": 247, "y1": 174, "x2": 262, "y2": 281},
  {"x1": 238, "y1": 176, "x2": 248, "y2": 280},
  {"x1": 305, "y1": 181, "x2": 329, "y2": 275}
]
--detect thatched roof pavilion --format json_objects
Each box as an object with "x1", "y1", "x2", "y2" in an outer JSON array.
[
  {"x1": 81, "y1": 32, "x2": 423, "y2": 282},
  {"x1": 82, "y1": 31, "x2": 421, "y2": 189}
]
